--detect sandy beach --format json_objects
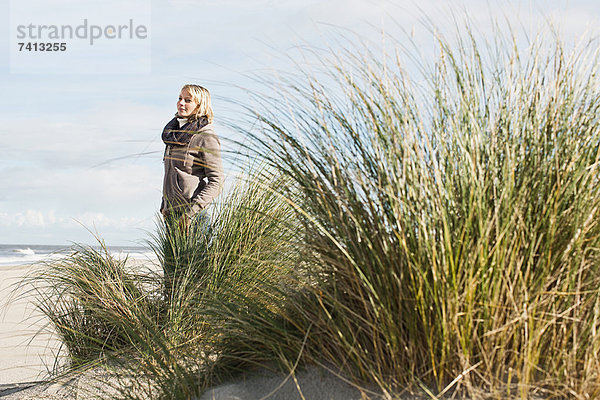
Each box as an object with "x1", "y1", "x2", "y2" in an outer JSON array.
[
  {"x1": 0, "y1": 264, "x2": 62, "y2": 388},
  {"x1": 0, "y1": 260, "x2": 133, "y2": 399}
]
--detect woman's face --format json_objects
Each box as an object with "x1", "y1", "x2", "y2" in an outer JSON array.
[{"x1": 177, "y1": 89, "x2": 198, "y2": 118}]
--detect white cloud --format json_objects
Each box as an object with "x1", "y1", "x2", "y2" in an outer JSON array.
[
  {"x1": 21, "y1": 210, "x2": 46, "y2": 227},
  {"x1": 0, "y1": 210, "x2": 50, "y2": 227},
  {"x1": 0, "y1": 208, "x2": 156, "y2": 245},
  {"x1": 0, "y1": 209, "x2": 150, "y2": 230}
]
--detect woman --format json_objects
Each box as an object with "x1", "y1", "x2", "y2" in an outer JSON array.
[{"x1": 160, "y1": 84, "x2": 223, "y2": 231}]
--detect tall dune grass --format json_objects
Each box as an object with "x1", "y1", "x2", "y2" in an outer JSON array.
[
  {"x1": 25, "y1": 25, "x2": 600, "y2": 399},
  {"x1": 25, "y1": 171, "x2": 302, "y2": 399},
  {"x1": 234, "y1": 27, "x2": 600, "y2": 398},
  {"x1": 27, "y1": 242, "x2": 160, "y2": 368}
]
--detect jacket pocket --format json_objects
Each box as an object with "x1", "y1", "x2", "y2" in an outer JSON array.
[{"x1": 175, "y1": 167, "x2": 200, "y2": 199}]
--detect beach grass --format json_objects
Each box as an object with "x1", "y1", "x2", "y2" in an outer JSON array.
[
  {"x1": 24, "y1": 170, "x2": 304, "y2": 399},
  {"x1": 229, "y1": 24, "x2": 600, "y2": 398},
  {"x1": 24, "y1": 22, "x2": 600, "y2": 399}
]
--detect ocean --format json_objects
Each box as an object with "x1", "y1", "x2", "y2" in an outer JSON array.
[{"x1": 0, "y1": 244, "x2": 157, "y2": 267}]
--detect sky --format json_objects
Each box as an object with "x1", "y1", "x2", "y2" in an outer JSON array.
[{"x1": 0, "y1": 0, "x2": 599, "y2": 246}]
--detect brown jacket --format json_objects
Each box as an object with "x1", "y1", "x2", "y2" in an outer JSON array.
[{"x1": 160, "y1": 117, "x2": 223, "y2": 217}]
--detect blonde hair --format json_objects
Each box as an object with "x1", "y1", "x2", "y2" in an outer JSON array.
[{"x1": 181, "y1": 84, "x2": 214, "y2": 123}]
